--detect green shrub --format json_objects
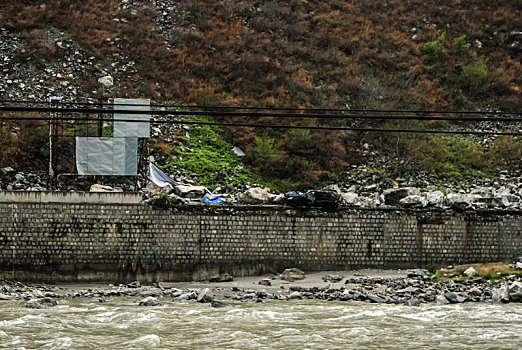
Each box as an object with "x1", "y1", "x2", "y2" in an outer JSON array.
[
  {"x1": 422, "y1": 33, "x2": 445, "y2": 58},
  {"x1": 454, "y1": 35, "x2": 470, "y2": 53},
  {"x1": 460, "y1": 59, "x2": 488, "y2": 96}
]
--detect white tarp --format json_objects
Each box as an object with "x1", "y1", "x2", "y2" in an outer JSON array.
[
  {"x1": 113, "y1": 98, "x2": 150, "y2": 138},
  {"x1": 149, "y1": 163, "x2": 181, "y2": 187},
  {"x1": 76, "y1": 137, "x2": 137, "y2": 175}
]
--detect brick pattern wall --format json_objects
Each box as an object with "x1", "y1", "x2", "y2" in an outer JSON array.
[{"x1": 0, "y1": 203, "x2": 520, "y2": 281}]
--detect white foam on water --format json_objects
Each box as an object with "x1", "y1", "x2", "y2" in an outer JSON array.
[{"x1": 126, "y1": 334, "x2": 161, "y2": 347}]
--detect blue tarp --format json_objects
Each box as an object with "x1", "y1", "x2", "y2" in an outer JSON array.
[{"x1": 202, "y1": 195, "x2": 224, "y2": 204}]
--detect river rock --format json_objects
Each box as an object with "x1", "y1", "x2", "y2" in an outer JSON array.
[
  {"x1": 406, "y1": 296, "x2": 420, "y2": 306},
  {"x1": 211, "y1": 300, "x2": 226, "y2": 307},
  {"x1": 436, "y1": 295, "x2": 450, "y2": 305},
  {"x1": 516, "y1": 262, "x2": 522, "y2": 270},
  {"x1": 258, "y1": 279, "x2": 272, "y2": 286},
  {"x1": 367, "y1": 294, "x2": 386, "y2": 303},
  {"x1": 289, "y1": 291, "x2": 303, "y2": 299},
  {"x1": 508, "y1": 281, "x2": 522, "y2": 302},
  {"x1": 444, "y1": 291, "x2": 459, "y2": 303},
  {"x1": 127, "y1": 281, "x2": 141, "y2": 288},
  {"x1": 197, "y1": 288, "x2": 213, "y2": 303},
  {"x1": 239, "y1": 187, "x2": 271, "y2": 204},
  {"x1": 281, "y1": 268, "x2": 305, "y2": 282},
  {"x1": 492, "y1": 284, "x2": 510, "y2": 303},
  {"x1": 463, "y1": 267, "x2": 477, "y2": 277},
  {"x1": 322, "y1": 274, "x2": 343, "y2": 282},
  {"x1": 139, "y1": 297, "x2": 162, "y2": 306},
  {"x1": 26, "y1": 297, "x2": 57, "y2": 309},
  {"x1": 209, "y1": 273, "x2": 233, "y2": 283},
  {"x1": 406, "y1": 269, "x2": 431, "y2": 280},
  {"x1": 383, "y1": 187, "x2": 421, "y2": 206}
]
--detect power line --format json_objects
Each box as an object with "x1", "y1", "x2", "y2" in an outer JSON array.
[
  {"x1": 1, "y1": 99, "x2": 521, "y2": 115},
  {"x1": 1, "y1": 115, "x2": 521, "y2": 136},
  {"x1": 1, "y1": 106, "x2": 522, "y2": 122}
]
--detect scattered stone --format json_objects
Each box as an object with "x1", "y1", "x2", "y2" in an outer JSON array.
[
  {"x1": 322, "y1": 274, "x2": 343, "y2": 282},
  {"x1": 406, "y1": 297, "x2": 420, "y2": 306},
  {"x1": 258, "y1": 279, "x2": 272, "y2": 286},
  {"x1": 289, "y1": 291, "x2": 302, "y2": 299},
  {"x1": 209, "y1": 273, "x2": 233, "y2": 283},
  {"x1": 509, "y1": 281, "x2": 522, "y2": 302},
  {"x1": 341, "y1": 192, "x2": 361, "y2": 206},
  {"x1": 281, "y1": 268, "x2": 305, "y2": 282},
  {"x1": 425, "y1": 191, "x2": 444, "y2": 206},
  {"x1": 444, "y1": 291, "x2": 459, "y2": 303},
  {"x1": 367, "y1": 294, "x2": 386, "y2": 303},
  {"x1": 211, "y1": 300, "x2": 226, "y2": 307},
  {"x1": 383, "y1": 187, "x2": 420, "y2": 206},
  {"x1": 127, "y1": 281, "x2": 141, "y2": 288},
  {"x1": 97, "y1": 75, "x2": 114, "y2": 88},
  {"x1": 399, "y1": 195, "x2": 427, "y2": 208},
  {"x1": 436, "y1": 295, "x2": 450, "y2": 305},
  {"x1": 196, "y1": 288, "x2": 213, "y2": 303},
  {"x1": 138, "y1": 296, "x2": 162, "y2": 306},
  {"x1": 231, "y1": 146, "x2": 245, "y2": 157},
  {"x1": 406, "y1": 269, "x2": 431, "y2": 280},
  {"x1": 174, "y1": 184, "x2": 209, "y2": 198},
  {"x1": 239, "y1": 187, "x2": 271, "y2": 204},
  {"x1": 463, "y1": 267, "x2": 477, "y2": 277}
]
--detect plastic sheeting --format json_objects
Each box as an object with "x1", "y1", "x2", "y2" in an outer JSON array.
[
  {"x1": 148, "y1": 163, "x2": 180, "y2": 187},
  {"x1": 76, "y1": 137, "x2": 137, "y2": 175},
  {"x1": 113, "y1": 98, "x2": 150, "y2": 138}
]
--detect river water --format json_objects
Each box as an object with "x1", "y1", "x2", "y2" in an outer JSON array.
[{"x1": 0, "y1": 299, "x2": 521, "y2": 349}]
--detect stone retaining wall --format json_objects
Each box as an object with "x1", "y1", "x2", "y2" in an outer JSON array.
[{"x1": 0, "y1": 201, "x2": 520, "y2": 282}]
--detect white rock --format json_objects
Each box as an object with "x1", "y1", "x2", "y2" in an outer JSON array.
[
  {"x1": 239, "y1": 187, "x2": 270, "y2": 204},
  {"x1": 231, "y1": 146, "x2": 245, "y2": 157},
  {"x1": 341, "y1": 192, "x2": 361, "y2": 206},
  {"x1": 463, "y1": 267, "x2": 477, "y2": 277},
  {"x1": 399, "y1": 195, "x2": 427, "y2": 208},
  {"x1": 97, "y1": 75, "x2": 114, "y2": 88},
  {"x1": 173, "y1": 184, "x2": 209, "y2": 198},
  {"x1": 425, "y1": 191, "x2": 444, "y2": 206}
]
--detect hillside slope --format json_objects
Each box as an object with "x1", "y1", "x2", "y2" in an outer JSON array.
[{"x1": 0, "y1": 0, "x2": 521, "y2": 189}]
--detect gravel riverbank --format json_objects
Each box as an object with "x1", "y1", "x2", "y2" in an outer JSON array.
[{"x1": 2, "y1": 268, "x2": 521, "y2": 309}]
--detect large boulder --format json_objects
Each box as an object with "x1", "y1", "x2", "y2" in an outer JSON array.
[
  {"x1": 383, "y1": 187, "x2": 421, "y2": 206},
  {"x1": 173, "y1": 184, "x2": 209, "y2": 198},
  {"x1": 239, "y1": 187, "x2": 271, "y2": 204},
  {"x1": 399, "y1": 195, "x2": 427, "y2": 208},
  {"x1": 341, "y1": 192, "x2": 361, "y2": 206},
  {"x1": 139, "y1": 297, "x2": 162, "y2": 306},
  {"x1": 197, "y1": 288, "x2": 214, "y2": 303},
  {"x1": 445, "y1": 193, "x2": 479, "y2": 210},
  {"x1": 425, "y1": 191, "x2": 444, "y2": 207},
  {"x1": 281, "y1": 268, "x2": 305, "y2": 282},
  {"x1": 509, "y1": 281, "x2": 522, "y2": 302},
  {"x1": 463, "y1": 267, "x2": 477, "y2": 277}
]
